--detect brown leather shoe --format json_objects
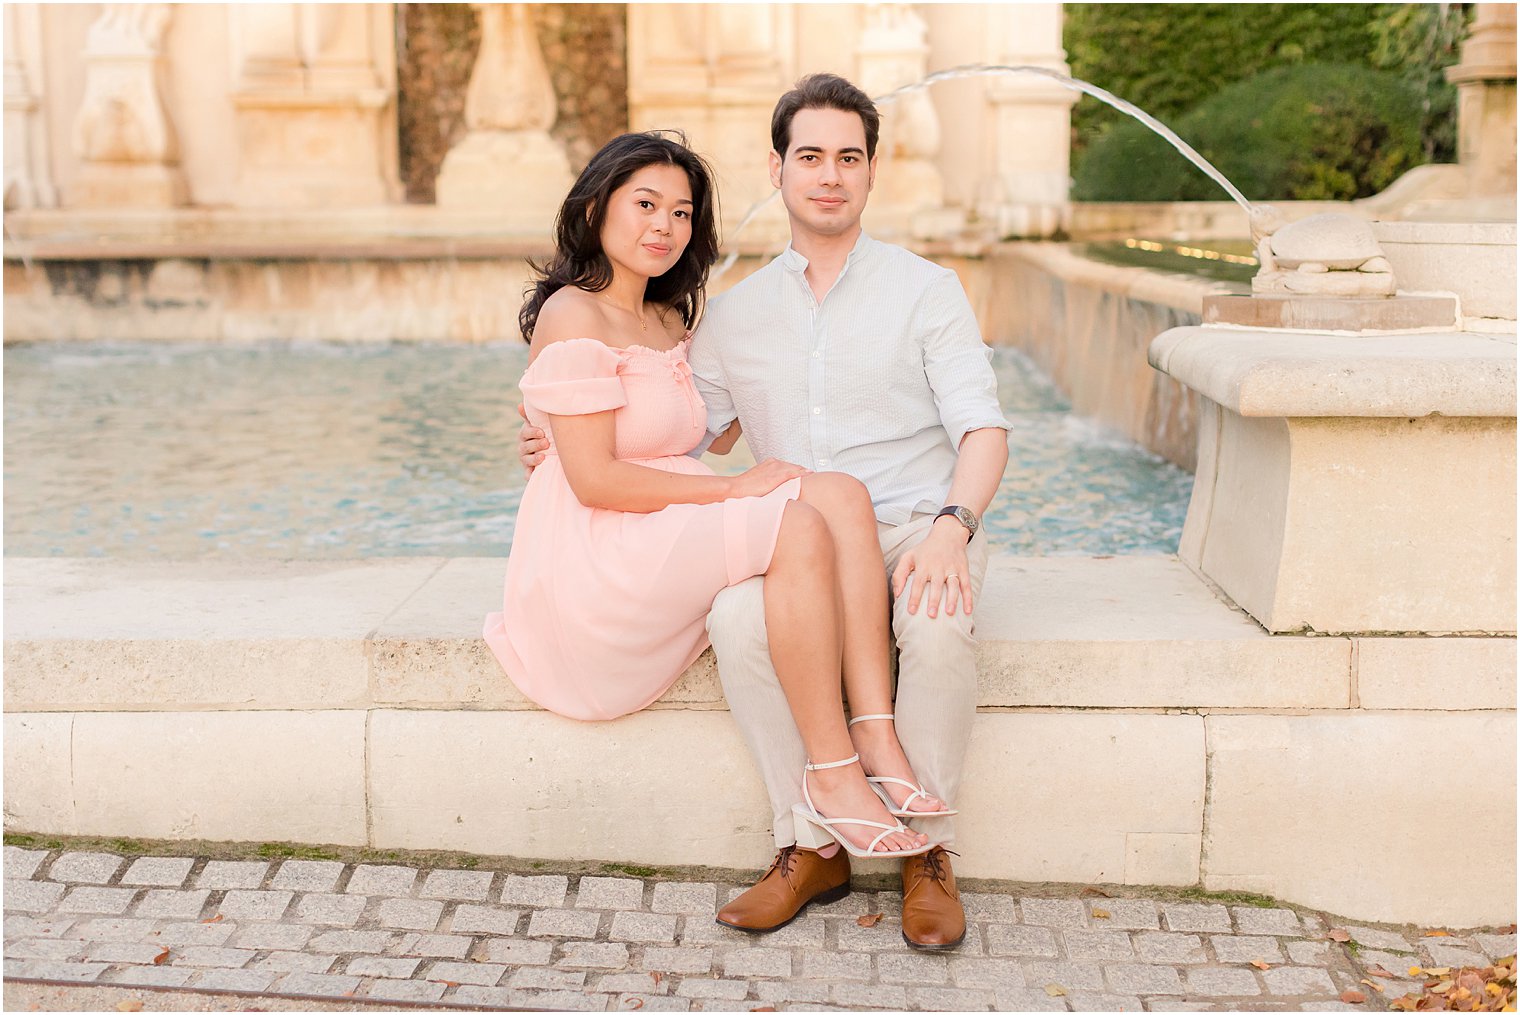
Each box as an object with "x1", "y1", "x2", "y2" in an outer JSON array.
[
  {"x1": 901, "y1": 846, "x2": 966, "y2": 950},
  {"x1": 716, "y1": 845, "x2": 851, "y2": 933}
]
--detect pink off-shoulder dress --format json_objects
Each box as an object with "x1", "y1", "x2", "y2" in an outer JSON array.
[{"x1": 483, "y1": 337, "x2": 802, "y2": 721}]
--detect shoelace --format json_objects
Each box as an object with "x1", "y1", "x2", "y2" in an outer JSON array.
[
  {"x1": 922, "y1": 847, "x2": 960, "y2": 884},
  {"x1": 768, "y1": 844, "x2": 801, "y2": 888}
]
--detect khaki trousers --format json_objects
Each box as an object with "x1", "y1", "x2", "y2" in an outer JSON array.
[{"x1": 706, "y1": 511, "x2": 989, "y2": 848}]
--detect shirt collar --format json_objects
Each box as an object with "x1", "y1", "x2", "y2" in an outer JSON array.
[{"x1": 779, "y1": 230, "x2": 875, "y2": 274}]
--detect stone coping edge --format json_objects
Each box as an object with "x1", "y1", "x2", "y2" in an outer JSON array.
[{"x1": 1149, "y1": 326, "x2": 1518, "y2": 417}]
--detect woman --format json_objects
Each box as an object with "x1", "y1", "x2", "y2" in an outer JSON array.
[{"x1": 484, "y1": 132, "x2": 950, "y2": 858}]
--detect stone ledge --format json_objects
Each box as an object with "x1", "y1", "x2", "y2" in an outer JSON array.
[
  {"x1": 1149, "y1": 326, "x2": 1517, "y2": 417},
  {"x1": 4, "y1": 555, "x2": 1365, "y2": 713},
  {"x1": 6, "y1": 707, "x2": 1513, "y2": 924},
  {"x1": 6, "y1": 555, "x2": 1513, "y2": 713}
]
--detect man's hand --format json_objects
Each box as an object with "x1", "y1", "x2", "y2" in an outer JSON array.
[
  {"x1": 891, "y1": 517, "x2": 973, "y2": 618},
  {"x1": 517, "y1": 403, "x2": 549, "y2": 478}
]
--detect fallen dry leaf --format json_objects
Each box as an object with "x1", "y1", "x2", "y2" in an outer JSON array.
[
  {"x1": 1092, "y1": 908, "x2": 1111, "y2": 919},
  {"x1": 1044, "y1": 984, "x2": 1067, "y2": 997},
  {"x1": 201, "y1": 913, "x2": 224, "y2": 924},
  {"x1": 1329, "y1": 928, "x2": 1352, "y2": 942},
  {"x1": 1361, "y1": 978, "x2": 1385, "y2": 994},
  {"x1": 750, "y1": 1008, "x2": 777, "y2": 1012},
  {"x1": 1497, "y1": 924, "x2": 1516, "y2": 934},
  {"x1": 1080, "y1": 887, "x2": 1113, "y2": 898},
  {"x1": 1341, "y1": 989, "x2": 1368, "y2": 1004},
  {"x1": 625, "y1": 999, "x2": 644, "y2": 1011},
  {"x1": 651, "y1": 971, "x2": 663, "y2": 987},
  {"x1": 1251, "y1": 960, "x2": 1272, "y2": 970},
  {"x1": 1425, "y1": 930, "x2": 1452, "y2": 937},
  {"x1": 1368, "y1": 965, "x2": 1397, "y2": 978},
  {"x1": 114, "y1": 1003, "x2": 144, "y2": 1013},
  {"x1": 1431, "y1": 979, "x2": 1454, "y2": 994},
  {"x1": 1427, "y1": 967, "x2": 1453, "y2": 977},
  {"x1": 1411, "y1": 966, "x2": 1427, "y2": 977},
  {"x1": 152, "y1": 947, "x2": 170, "y2": 965},
  {"x1": 857, "y1": 912, "x2": 885, "y2": 928}
]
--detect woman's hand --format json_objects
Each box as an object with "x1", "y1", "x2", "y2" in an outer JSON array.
[
  {"x1": 728, "y1": 459, "x2": 812, "y2": 499},
  {"x1": 517, "y1": 404, "x2": 549, "y2": 477}
]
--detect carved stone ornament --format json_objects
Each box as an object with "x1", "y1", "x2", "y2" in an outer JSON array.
[
  {"x1": 72, "y1": 4, "x2": 176, "y2": 164},
  {"x1": 1249, "y1": 207, "x2": 1397, "y2": 297}
]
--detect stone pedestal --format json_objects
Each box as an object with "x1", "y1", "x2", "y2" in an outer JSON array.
[
  {"x1": 65, "y1": 4, "x2": 186, "y2": 209},
  {"x1": 1150, "y1": 327, "x2": 1516, "y2": 634},
  {"x1": 626, "y1": 4, "x2": 793, "y2": 246},
  {"x1": 229, "y1": 4, "x2": 398, "y2": 209},
  {"x1": 856, "y1": 5, "x2": 961, "y2": 241},
  {"x1": 976, "y1": 3, "x2": 1077, "y2": 239},
  {"x1": 3, "y1": 4, "x2": 55, "y2": 209},
  {"x1": 435, "y1": 4, "x2": 572, "y2": 230},
  {"x1": 1446, "y1": 3, "x2": 1517, "y2": 199}
]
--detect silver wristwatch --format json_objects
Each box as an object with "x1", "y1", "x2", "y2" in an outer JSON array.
[{"x1": 935, "y1": 504, "x2": 978, "y2": 539}]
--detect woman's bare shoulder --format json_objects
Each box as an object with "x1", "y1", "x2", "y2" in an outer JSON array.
[{"x1": 532, "y1": 288, "x2": 608, "y2": 355}]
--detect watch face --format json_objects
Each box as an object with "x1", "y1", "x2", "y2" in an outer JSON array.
[{"x1": 951, "y1": 506, "x2": 977, "y2": 534}]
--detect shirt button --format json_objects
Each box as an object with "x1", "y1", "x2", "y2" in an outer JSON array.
[
  {"x1": 812, "y1": 350, "x2": 820, "y2": 358},
  {"x1": 812, "y1": 407, "x2": 821, "y2": 415}
]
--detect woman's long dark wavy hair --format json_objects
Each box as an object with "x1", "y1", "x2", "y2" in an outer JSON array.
[{"x1": 519, "y1": 131, "x2": 720, "y2": 343}]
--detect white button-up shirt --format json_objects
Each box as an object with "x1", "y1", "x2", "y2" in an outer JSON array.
[{"x1": 690, "y1": 232, "x2": 1010, "y2": 525}]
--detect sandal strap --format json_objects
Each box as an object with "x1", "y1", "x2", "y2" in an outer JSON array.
[
  {"x1": 846, "y1": 714, "x2": 894, "y2": 727},
  {"x1": 804, "y1": 754, "x2": 860, "y2": 772},
  {"x1": 868, "y1": 775, "x2": 927, "y2": 798}
]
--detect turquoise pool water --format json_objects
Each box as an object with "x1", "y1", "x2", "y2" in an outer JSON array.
[{"x1": 4, "y1": 342, "x2": 1192, "y2": 558}]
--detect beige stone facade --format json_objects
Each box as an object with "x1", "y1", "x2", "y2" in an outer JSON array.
[{"x1": 4, "y1": 2, "x2": 1075, "y2": 242}]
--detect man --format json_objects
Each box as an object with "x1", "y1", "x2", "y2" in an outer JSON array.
[{"x1": 521, "y1": 73, "x2": 1009, "y2": 949}]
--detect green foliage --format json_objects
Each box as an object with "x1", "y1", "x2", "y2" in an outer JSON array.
[
  {"x1": 1073, "y1": 63, "x2": 1427, "y2": 202},
  {"x1": 1064, "y1": 3, "x2": 1470, "y2": 188}
]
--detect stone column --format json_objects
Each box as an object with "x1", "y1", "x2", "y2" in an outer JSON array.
[
  {"x1": 1446, "y1": 3, "x2": 1517, "y2": 198},
  {"x1": 855, "y1": 4, "x2": 960, "y2": 240},
  {"x1": 977, "y1": 2, "x2": 1077, "y2": 239},
  {"x1": 230, "y1": 3, "x2": 398, "y2": 208},
  {"x1": 3, "y1": 3, "x2": 55, "y2": 209},
  {"x1": 64, "y1": 3, "x2": 186, "y2": 208},
  {"x1": 628, "y1": 4, "x2": 794, "y2": 246},
  {"x1": 435, "y1": 3, "x2": 573, "y2": 229}
]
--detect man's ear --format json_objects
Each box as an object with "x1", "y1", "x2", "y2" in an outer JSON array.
[
  {"x1": 867, "y1": 154, "x2": 878, "y2": 192},
  {"x1": 768, "y1": 149, "x2": 783, "y2": 190}
]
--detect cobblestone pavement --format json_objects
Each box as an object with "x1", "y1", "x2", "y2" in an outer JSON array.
[{"x1": 4, "y1": 845, "x2": 1514, "y2": 1012}]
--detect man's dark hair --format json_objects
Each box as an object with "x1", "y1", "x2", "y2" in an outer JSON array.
[{"x1": 770, "y1": 73, "x2": 881, "y2": 161}]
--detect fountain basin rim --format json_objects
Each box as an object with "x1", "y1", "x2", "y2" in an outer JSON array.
[{"x1": 1149, "y1": 326, "x2": 1516, "y2": 419}]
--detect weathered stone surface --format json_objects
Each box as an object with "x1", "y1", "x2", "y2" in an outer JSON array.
[
  {"x1": 120, "y1": 857, "x2": 194, "y2": 887},
  {"x1": 1204, "y1": 712, "x2": 1517, "y2": 926},
  {"x1": 70, "y1": 711, "x2": 367, "y2": 845},
  {"x1": 1355, "y1": 637, "x2": 1516, "y2": 710},
  {"x1": 197, "y1": 861, "x2": 268, "y2": 890},
  {"x1": 48, "y1": 853, "x2": 123, "y2": 885},
  {"x1": 961, "y1": 715, "x2": 1204, "y2": 885},
  {"x1": 346, "y1": 865, "x2": 417, "y2": 897}
]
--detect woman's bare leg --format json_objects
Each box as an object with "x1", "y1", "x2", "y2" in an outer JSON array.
[
  {"x1": 764, "y1": 499, "x2": 926, "y2": 853},
  {"x1": 795, "y1": 473, "x2": 948, "y2": 813}
]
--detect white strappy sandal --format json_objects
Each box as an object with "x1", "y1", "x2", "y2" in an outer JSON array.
[
  {"x1": 791, "y1": 754, "x2": 933, "y2": 859},
  {"x1": 846, "y1": 714, "x2": 959, "y2": 818}
]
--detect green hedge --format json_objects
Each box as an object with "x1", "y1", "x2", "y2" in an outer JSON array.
[
  {"x1": 1072, "y1": 63, "x2": 1427, "y2": 202},
  {"x1": 1065, "y1": 4, "x2": 1469, "y2": 176}
]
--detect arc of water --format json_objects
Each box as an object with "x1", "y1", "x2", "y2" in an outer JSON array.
[{"x1": 711, "y1": 63, "x2": 1257, "y2": 283}]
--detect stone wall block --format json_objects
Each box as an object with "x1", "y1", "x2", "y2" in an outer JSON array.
[
  {"x1": 1203, "y1": 712, "x2": 1517, "y2": 926},
  {"x1": 956, "y1": 713, "x2": 1205, "y2": 884},
  {"x1": 68, "y1": 710, "x2": 368, "y2": 845},
  {"x1": 2, "y1": 713, "x2": 74, "y2": 833}
]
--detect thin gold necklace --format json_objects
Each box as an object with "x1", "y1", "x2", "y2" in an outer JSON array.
[{"x1": 599, "y1": 292, "x2": 647, "y2": 332}]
